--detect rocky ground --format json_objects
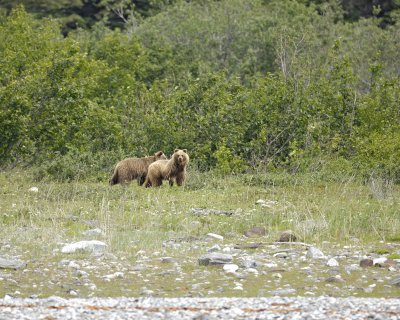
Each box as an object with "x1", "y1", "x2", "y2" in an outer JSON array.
[
  {"x1": 0, "y1": 296, "x2": 399, "y2": 319},
  {"x1": 1, "y1": 224, "x2": 400, "y2": 299}
]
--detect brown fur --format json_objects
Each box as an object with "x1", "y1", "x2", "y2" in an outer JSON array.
[
  {"x1": 145, "y1": 149, "x2": 189, "y2": 187},
  {"x1": 109, "y1": 151, "x2": 167, "y2": 186}
]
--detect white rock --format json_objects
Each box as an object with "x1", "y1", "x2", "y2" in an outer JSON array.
[
  {"x1": 246, "y1": 268, "x2": 258, "y2": 274},
  {"x1": 223, "y1": 264, "x2": 239, "y2": 273},
  {"x1": 61, "y1": 240, "x2": 107, "y2": 254},
  {"x1": 207, "y1": 233, "x2": 224, "y2": 240},
  {"x1": 67, "y1": 261, "x2": 80, "y2": 269},
  {"x1": 103, "y1": 272, "x2": 124, "y2": 281},
  {"x1": 326, "y1": 258, "x2": 339, "y2": 267},
  {"x1": 29, "y1": 187, "x2": 39, "y2": 193},
  {"x1": 265, "y1": 262, "x2": 278, "y2": 268},
  {"x1": 373, "y1": 257, "x2": 388, "y2": 266},
  {"x1": 306, "y1": 246, "x2": 326, "y2": 259}
]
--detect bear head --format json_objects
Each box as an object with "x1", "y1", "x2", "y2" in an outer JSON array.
[
  {"x1": 173, "y1": 149, "x2": 189, "y2": 166},
  {"x1": 154, "y1": 151, "x2": 167, "y2": 160}
]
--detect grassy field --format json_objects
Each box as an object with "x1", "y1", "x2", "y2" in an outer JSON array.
[
  {"x1": 1, "y1": 169, "x2": 399, "y2": 248},
  {"x1": 0, "y1": 169, "x2": 399, "y2": 298}
]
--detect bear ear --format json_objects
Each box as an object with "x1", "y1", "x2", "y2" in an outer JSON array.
[
  {"x1": 174, "y1": 149, "x2": 179, "y2": 153},
  {"x1": 183, "y1": 149, "x2": 187, "y2": 153}
]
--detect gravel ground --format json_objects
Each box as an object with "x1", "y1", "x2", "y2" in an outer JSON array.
[{"x1": 0, "y1": 296, "x2": 399, "y2": 319}]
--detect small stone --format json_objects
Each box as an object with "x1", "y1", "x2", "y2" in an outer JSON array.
[
  {"x1": 198, "y1": 253, "x2": 233, "y2": 266},
  {"x1": 103, "y1": 272, "x2": 124, "y2": 281},
  {"x1": 273, "y1": 252, "x2": 288, "y2": 259},
  {"x1": 244, "y1": 227, "x2": 266, "y2": 238},
  {"x1": 360, "y1": 259, "x2": 373, "y2": 268},
  {"x1": 238, "y1": 257, "x2": 260, "y2": 269},
  {"x1": 265, "y1": 262, "x2": 278, "y2": 268},
  {"x1": 223, "y1": 264, "x2": 239, "y2": 273},
  {"x1": 390, "y1": 277, "x2": 400, "y2": 286},
  {"x1": 278, "y1": 230, "x2": 297, "y2": 242},
  {"x1": 161, "y1": 257, "x2": 175, "y2": 264},
  {"x1": 306, "y1": 246, "x2": 326, "y2": 259},
  {"x1": 326, "y1": 258, "x2": 339, "y2": 267},
  {"x1": 207, "y1": 245, "x2": 221, "y2": 252},
  {"x1": 68, "y1": 289, "x2": 78, "y2": 296},
  {"x1": 67, "y1": 261, "x2": 80, "y2": 269},
  {"x1": 325, "y1": 275, "x2": 344, "y2": 283},
  {"x1": 246, "y1": 268, "x2": 258, "y2": 274},
  {"x1": 207, "y1": 233, "x2": 224, "y2": 240},
  {"x1": 270, "y1": 288, "x2": 296, "y2": 296},
  {"x1": 256, "y1": 199, "x2": 277, "y2": 208},
  {"x1": 140, "y1": 289, "x2": 154, "y2": 296},
  {"x1": 29, "y1": 187, "x2": 39, "y2": 193},
  {"x1": 82, "y1": 228, "x2": 103, "y2": 237},
  {"x1": 373, "y1": 257, "x2": 388, "y2": 267}
]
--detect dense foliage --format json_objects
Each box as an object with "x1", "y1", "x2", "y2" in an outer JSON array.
[{"x1": 0, "y1": 1, "x2": 399, "y2": 181}]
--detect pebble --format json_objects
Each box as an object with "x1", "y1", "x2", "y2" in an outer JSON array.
[
  {"x1": 82, "y1": 228, "x2": 103, "y2": 237},
  {"x1": 326, "y1": 258, "x2": 339, "y2": 267},
  {"x1": 207, "y1": 245, "x2": 221, "y2": 252},
  {"x1": 223, "y1": 264, "x2": 239, "y2": 273}
]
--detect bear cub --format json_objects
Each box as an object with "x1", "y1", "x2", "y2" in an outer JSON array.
[
  {"x1": 145, "y1": 149, "x2": 189, "y2": 187},
  {"x1": 109, "y1": 151, "x2": 167, "y2": 186}
]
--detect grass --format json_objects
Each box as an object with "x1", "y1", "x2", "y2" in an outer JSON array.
[
  {"x1": 1, "y1": 168, "x2": 400, "y2": 253},
  {"x1": 1, "y1": 168, "x2": 400, "y2": 298}
]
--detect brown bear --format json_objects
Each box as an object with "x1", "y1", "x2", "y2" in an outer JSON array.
[
  {"x1": 144, "y1": 149, "x2": 189, "y2": 187},
  {"x1": 109, "y1": 151, "x2": 167, "y2": 186}
]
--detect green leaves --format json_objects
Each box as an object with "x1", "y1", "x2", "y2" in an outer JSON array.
[{"x1": 1, "y1": 4, "x2": 400, "y2": 182}]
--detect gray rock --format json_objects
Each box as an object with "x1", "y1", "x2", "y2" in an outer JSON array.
[
  {"x1": 207, "y1": 244, "x2": 221, "y2": 252},
  {"x1": 198, "y1": 253, "x2": 233, "y2": 266},
  {"x1": 325, "y1": 275, "x2": 344, "y2": 283},
  {"x1": 273, "y1": 252, "x2": 288, "y2": 259},
  {"x1": 61, "y1": 240, "x2": 107, "y2": 254},
  {"x1": 0, "y1": 257, "x2": 26, "y2": 270},
  {"x1": 306, "y1": 246, "x2": 326, "y2": 259},
  {"x1": 390, "y1": 277, "x2": 400, "y2": 286},
  {"x1": 345, "y1": 264, "x2": 362, "y2": 273},
  {"x1": 238, "y1": 257, "x2": 261, "y2": 269},
  {"x1": 161, "y1": 257, "x2": 175, "y2": 264}
]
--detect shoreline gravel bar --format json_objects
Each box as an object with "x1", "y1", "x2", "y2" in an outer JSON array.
[{"x1": 0, "y1": 296, "x2": 399, "y2": 319}]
